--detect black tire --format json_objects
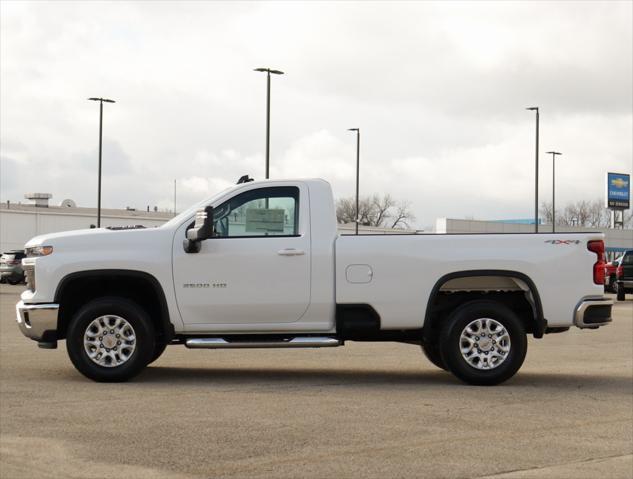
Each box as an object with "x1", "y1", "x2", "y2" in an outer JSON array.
[
  {"x1": 617, "y1": 285, "x2": 625, "y2": 301},
  {"x1": 421, "y1": 341, "x2": 447, "y2": 371},
  {"x1": 7, "y1": 277, "x2": 21, "y2": 285},
  {"x1": 66, "y1": 297, "x2": 155, "y2": 382},
  {"x1": 439, "y1": 300, "x2": 527, "y2": 386},
  {"x1": 147, "y1": 340, "x2": 168, "y2": 365},
  {"x1": 607, "y1": 275, "x2": 617, "y2": 293}
]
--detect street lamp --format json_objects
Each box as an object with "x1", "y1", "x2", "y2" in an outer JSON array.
[
  {"x1": 348, "y1": 128, "x2": 360, "y2": 235},
  {"x1": 88, "y1": 97, "x2": 116, "y2": 227},
  {"x1": 546, "y1": 151, "x2": 562, "y2": 232},
  {"x1": 174, "y1": 179, "x2": 177, "y2": 217},
  {"x1": 526, "y1": 107, "x2": 539, "y2": 232},
  {"x1": 254, "y1": 67, "x2": 284, "y2": 179}
]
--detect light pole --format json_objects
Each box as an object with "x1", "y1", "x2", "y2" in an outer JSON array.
[
  {"x1": 88, "y1": 97, "x2": 115, "y2": 227},
  {"x1": 174, "y1": 179, "x2": 177, "y2": 217},
  {"x1": 254, "y1": 68, "x2": 284, "y2": 179},
  {"x1": 526, "y1": 107, "x2": 539, "y2": 232},
  {"x1": 546, "y1": 151, "x2": 562, "y2": 232},
  {"x1": 348, "y1": 128, "x2": 360, "y2": 235}
]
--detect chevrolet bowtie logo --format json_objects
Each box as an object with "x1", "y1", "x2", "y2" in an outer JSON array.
[{"x1": 611, "y1": 177, "x2": 629, "y2": 188}]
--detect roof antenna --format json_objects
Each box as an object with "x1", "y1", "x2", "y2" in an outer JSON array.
[{"x1": 237, "y1": 175, "x2": 254, "y2": 184}]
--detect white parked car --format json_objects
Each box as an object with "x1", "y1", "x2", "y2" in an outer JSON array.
[{"x1": 16, "y1": 178, "x2": 613, "y2": 385}]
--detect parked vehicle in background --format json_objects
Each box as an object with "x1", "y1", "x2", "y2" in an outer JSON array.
[
  {"x1": 15, "y1": 178, "x2": 614, "y2": 385},
  {"x1": 605, "y1": 256, "x2": 623, "y2": 293},
  {"x1": 615, "y1": 250, "x2": 633, "y2": 301},
  {"x1": 0, "y1": 250, "x2": 26, "y2": 285}
]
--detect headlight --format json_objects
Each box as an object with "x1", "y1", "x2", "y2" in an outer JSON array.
[{"x1": 26, "y1": 246, "x2": 54, "y2": 257}]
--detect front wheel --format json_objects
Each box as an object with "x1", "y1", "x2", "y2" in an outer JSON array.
[
  {"x1": 439, "y1": 301, "x2": 527, "y2": 386},
  {"x1": 66, "y1": 297, "x2": 155, "y2": 382},
  {"x1": 147, "y1": 340, "x2": 168, "y2": 365}
]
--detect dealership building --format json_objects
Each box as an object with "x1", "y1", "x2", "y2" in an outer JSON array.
[{"x1": 1, "y1": 193, "x2": 631, "y2": 255}]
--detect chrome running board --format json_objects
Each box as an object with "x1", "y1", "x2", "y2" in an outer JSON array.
[{"x1": 185, "y1": 336, "x2": 341, "y2": 349}]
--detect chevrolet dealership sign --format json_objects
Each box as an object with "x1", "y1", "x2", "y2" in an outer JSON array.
[{"x1": 606, "y1": 172, "x2": 630, "y2": 210}]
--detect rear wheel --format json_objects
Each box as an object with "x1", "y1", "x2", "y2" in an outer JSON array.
[
  {"x1": 421, "y1": 341, "x2": 447, "y2": 371},
  {"x1": 66, "y1": 297, "x2": 155, "y2": 382},
  {"x1": 439, "y1": 300, "x2": 527, "y2": 386}
]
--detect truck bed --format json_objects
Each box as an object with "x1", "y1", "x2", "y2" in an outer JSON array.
[{"x1": 335, "y1": 232, "x2": 604, "y2": 329}]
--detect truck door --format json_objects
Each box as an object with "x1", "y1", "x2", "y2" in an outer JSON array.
[{"x1": 172, "y1": 185, "x2": 311, "y2": 326}]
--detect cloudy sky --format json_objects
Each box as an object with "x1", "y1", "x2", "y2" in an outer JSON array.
[{"x1": 1, "y1": 1, "x2": 631, "y2": 228}]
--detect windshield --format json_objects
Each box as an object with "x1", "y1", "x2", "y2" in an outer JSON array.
[{"x1": 161, "y1": 184, "x2": 237, "y2": 229}]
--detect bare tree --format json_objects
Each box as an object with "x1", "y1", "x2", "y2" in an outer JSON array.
[
  {"x1": 586, "y1": 199, "x2": 610, "y2": 227},
  {"x1": 336, "y1": 196, "x2": 378, "y2": 226},
  {"x1": 335, "y1": 197, "x2": 356, "y2": 224},
  {"x1": 540, "y1": 202, "x2": 553, "y2": 225},
  {"x1": 357, "y1": 197, "x2": 376, "y2": 226},
  {"x1": 390, "y1": 201, "x2": 416, "y2": 229},
  {"x1": 542, "y1": 198, "x2": 611, "y2": 227},
  {"x1": 371, "y1": 194, "x2": 395, "y2": 227},
  {"x1": 335, "y1": 194, "x2": 415, "y2": 229},
  {"x1": 607, "y1": 209, "x2": 633, "y2": 228}
]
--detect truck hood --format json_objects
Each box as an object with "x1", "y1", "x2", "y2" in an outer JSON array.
[{"x1": 24, "y1": 226, "x2": 172, "y2": 252}]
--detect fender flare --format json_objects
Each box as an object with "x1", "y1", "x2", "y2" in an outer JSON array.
[
  {"x1": 423, "y1": 269, "x2": 546, "y2": 338},
  {"x1": 55, "y1": 269, "x2": 174, "y2": 341}
]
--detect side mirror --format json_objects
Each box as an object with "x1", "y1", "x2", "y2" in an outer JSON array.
[{"x1": 183, "y1": 206, "x2": 214, "y2": 254}]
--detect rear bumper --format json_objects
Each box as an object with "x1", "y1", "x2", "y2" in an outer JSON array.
[
  {"x1": 617, "y1": 280, "x2": 633, "y2": 289},
  {"x1": 574, "y1": 298, "x2": 613, "y2": 329},
  {"x1": 16, "y1": 300, "x2": 59, "y2": 342}
]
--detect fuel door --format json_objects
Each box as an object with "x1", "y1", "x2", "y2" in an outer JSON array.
[{"x1": 346, "y1": 264, "x2": 373, "y2": 284}]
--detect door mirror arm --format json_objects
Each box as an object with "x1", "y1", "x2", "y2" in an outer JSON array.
[{"x1": 183, "y1": 206, "x2": 214, "y2": 254}]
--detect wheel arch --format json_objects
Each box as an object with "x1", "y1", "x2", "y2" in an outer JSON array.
[
  {"x1": 55, "y1": 269, "x2": 174, "y2": 342},
  {"x1": 423, "y1": 270, "x2": 546, "y2": 339}
]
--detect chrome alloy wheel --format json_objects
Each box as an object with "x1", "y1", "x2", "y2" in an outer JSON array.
[
  {"x1": 83, "y1": 315, "x2": 137, "y2": 368},
  {"x1": 459, "y1": 318, "x2": 511, "y2": 370}
]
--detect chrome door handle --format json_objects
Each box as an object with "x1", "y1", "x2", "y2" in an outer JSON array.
[{"x1": 277, "y1": 248, "x2": 305, "y2": 256}]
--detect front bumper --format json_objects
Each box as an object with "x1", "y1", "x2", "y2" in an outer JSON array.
[
  {"x1": 16, "y1": 300, "x2": 59, "y2": 344},
  {"x1": 574, "y1": 298, "x2": 613, "y2": 329},
  {"x1": 617, "y1": 280, "x2": 633, "y2": 289}
]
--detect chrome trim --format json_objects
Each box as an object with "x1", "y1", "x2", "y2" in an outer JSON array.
[
  {"x1": 574, "y1": 298, "x2": 613, "y2": 329},
  {"x1": 185, "y1": 336, "x2": 341, "y2": 349},
  {"x1": 16, "y1": 300, "x2": 59, "y2": 341}
]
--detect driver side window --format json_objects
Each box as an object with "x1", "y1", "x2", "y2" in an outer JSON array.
[{"x1": 213, "y1": 186, "x2": 299, "y2": 238}]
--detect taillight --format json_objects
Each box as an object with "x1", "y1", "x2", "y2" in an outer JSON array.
[
  {"x1": 587, "y1": 240, "x2": 605, "y2": 285},
  {"x1": 616, "y1": 265, "x2": 624, "y2": 278}
]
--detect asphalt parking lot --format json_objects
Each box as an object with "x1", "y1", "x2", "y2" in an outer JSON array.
[{"x1": 0, "y1": 284, "x2": 631, "y2": 479}]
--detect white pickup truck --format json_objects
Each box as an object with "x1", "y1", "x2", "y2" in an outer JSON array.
[{"x1": 16, "y1": 178, "x2": 613, "y2": 385}]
